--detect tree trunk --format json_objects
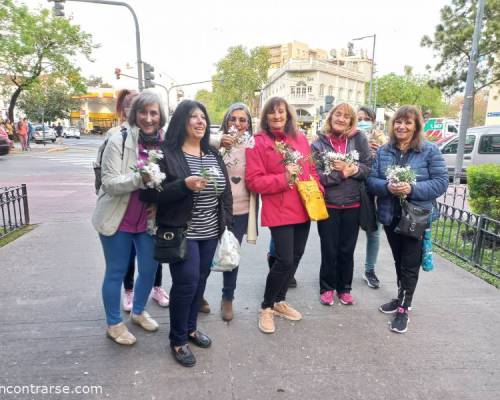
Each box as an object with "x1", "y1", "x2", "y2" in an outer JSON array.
[{"x1": 8, "y1": 86, "x2": 23, "y2": 123}]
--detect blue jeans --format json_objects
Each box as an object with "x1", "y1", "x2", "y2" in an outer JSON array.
[
  {"x1": 365, "y1": 222, "x2": 381, "y2": 272},
  {"x1": 169, "y1": 238, "x2": 218, "y2": 347},
  {"x1": 222, "y1": 214, "x2": 248, "y2": 301},
  {"x1": 100, "y1": 231, "x2": 157, "y2": 325}
]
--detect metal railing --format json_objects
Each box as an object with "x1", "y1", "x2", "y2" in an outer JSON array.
[
  {"x1": 433, "y1": 185, "x2": 499, "y2": 278},
  {"x1": 0, "y1": 185, "x2": 30, "y2": 239}
]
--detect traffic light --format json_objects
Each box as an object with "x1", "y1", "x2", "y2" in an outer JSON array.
[
  {"x1": 143, "y1": 62, "x2": 155, "y2": 88},
  {"x1": 114, "y1": 68, "x2": 121, "y2": 80},
  {"x1": 324, "y1": 95, "x2": 335, "y2": 113},
  {"x1": 50, "y1": 0, "x2": 65, "y2": 17}
]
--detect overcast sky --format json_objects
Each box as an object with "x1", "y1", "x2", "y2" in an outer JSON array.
[{"x1": 25, "y1": 0, "x2": 449, "y2": 97}]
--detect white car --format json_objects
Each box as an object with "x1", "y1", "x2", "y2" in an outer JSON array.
[
  {"x1": 439, "y1": 125, "x2": 500, "y2": 179},
  {"x1": 33, "y1": 125, "x2": 56, "y2": 143},
  {"x1": 64, "y1": 126, "x2": 81, "y2": 139}
]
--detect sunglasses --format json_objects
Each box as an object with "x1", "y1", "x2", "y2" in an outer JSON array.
[{"x1": 229, "y1": 117, "x2": 248, "y2": 124}]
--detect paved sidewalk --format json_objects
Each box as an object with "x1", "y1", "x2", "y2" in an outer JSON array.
[{"x1": 1, "y1": 214, "x2": 499, "y2": 399}]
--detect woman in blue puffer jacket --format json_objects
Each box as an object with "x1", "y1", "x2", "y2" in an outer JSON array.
[{"x1": 367, "y1": 105, "x2": 448, "y2": 334}]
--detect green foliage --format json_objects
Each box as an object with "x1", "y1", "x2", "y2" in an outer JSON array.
[
  {"x1": 376, "y1": 72, "x2": 446, "y2": 114},
  {"x1": 421, "y1": 0, "x2": 500, "y2": 96},
  {"x1": 17, "y1": 75, "x2": 82, "y2": 122},
  {"x1": 0, "y1": 1, "x2": 95, "y2": 121},
  {"x1": 196, "y1": 46, "x2": 270, "y2": 123},
  {"x1": 467, "y1": 164, "x2": 500, "y2": 220}
]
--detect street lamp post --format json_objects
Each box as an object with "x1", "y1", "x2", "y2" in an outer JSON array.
[
  {"x1": 48, "y1": 0, "x2": 144, "y2": 91},
  {"x1": 352, "y1": 34, "x2": 376, "y2": 109}
]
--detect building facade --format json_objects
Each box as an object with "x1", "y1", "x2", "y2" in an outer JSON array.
[
  {"x1": 70, "y1": 88, "x2": 118, "y2": 133},
  {"x1": 262, "y1": 42, "x2": 372, "y2": 134}
]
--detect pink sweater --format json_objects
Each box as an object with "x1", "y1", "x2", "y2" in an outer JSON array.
[{"x1": 225, "y1": 143, "x2": 250, "y2": 215}]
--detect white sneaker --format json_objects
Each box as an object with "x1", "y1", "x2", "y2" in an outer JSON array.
[
  {"x1": 152, "y1": 286, "x2": 169, "y2": 307},
  {"x1": 122, "y1": 290, "x2": 133, "y2": 312},
  {"x1": 130, "y1": 311, "x2": 159, "y2": 332}
]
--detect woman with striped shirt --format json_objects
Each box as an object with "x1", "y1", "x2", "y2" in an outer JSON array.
[{"x1": 154, "y1": 100, "x2": 232, "y2": 367}]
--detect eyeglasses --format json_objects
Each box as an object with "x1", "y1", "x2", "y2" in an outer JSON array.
[{"x1": 229, "y1": 117, "x2": 248, "y2": 124}]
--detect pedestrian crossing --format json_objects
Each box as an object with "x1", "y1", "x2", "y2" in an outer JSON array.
[{"x1": 35, "y1": 151, "x2": 97, "y2": 171}]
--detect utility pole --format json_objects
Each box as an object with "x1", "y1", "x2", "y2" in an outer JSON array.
[
  {"x1": 454, "y1": 0, "x2": 485, "y2": 184},
  {"x1": 353, "y1": 34, "x2": 376, "y2": 109},
  {"x1": 48, "y1": 0, "x2": 144, "y2": 91}
]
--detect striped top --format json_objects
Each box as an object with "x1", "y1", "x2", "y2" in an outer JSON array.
[{"x1": 185, "y1": 152, "x2": 226, "y2": 240}]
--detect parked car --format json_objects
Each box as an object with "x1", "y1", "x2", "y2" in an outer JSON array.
[
  {"x1": 64, "y1": 126, "x2": 81, "y2": 139},
  {"x1": 33, "y1": 125, "x2": 56, "y2": 144},
  {"x1": 439, "y1": 125, "x2": 500, "y2": 180},
  {"x1": 0, "y1": 135, "x2": 10, "y2": 156},
  {"x1": 424, "y1": 118, "x2": 459, "y2": 142}
]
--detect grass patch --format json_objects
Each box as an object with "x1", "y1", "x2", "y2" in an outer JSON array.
[
  {"x1": 434, "y1": 247, "x2": 500, "y2": 289},
  {"x1": 432, "y1": 218, "x2": 499, "y2": 276},
  {"x1": 0, "y1": 225, "x2": 37, "y2": 248}
]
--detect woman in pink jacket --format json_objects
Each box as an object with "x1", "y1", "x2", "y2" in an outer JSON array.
[{"x1": 246, "y1": 97, "x2": 321, "y2": 334}]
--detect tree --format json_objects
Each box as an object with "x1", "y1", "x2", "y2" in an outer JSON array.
[
  {"x1": 0, "y1": 1, "x2": 95, "y2": 122},
  {"x1": 421, "y1": 0, "x2": 500, "y2": 98},
  {"x1": 375, "y1": 72, "x2": 447, "y2": 115},
  {"x1": 196, "y1": 46, "x2": 271, "y2": 123},
  {"x1": 17, "y1": 75, "x2": 81, "y2": 122},
  {"x1": 444, "y1": 89, "x2": 489, "y2": 126},
  {"x1": 85, "y1": 75, "x2": 113, "y2": 88}
]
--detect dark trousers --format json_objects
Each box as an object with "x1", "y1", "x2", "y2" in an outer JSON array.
[
  {"x1": 221, "y1": 214, "x2": 248, "y2": 301},
  {"x1": 169, "y1": 238, "x2": 218, "y2": 347},
  {"x1": 262, "y1": 222, "x2": 310, "y2": 309},
  {"x1": 384, "y1": 222, "x2": 423, "y2": 309},
  {"x1": 317, "y1": 207, "x2": 360, "y2": 294},
  {"x1": 123, "y1": 245, "x2": 162, "y2": 290}
]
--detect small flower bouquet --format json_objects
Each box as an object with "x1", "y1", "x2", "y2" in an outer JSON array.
[
  {"x1": 199, "y1": 165, "x2": 222, "y2": 194},
  {"x1": 220, "y1": 126, "x2": 255, "y2": 166},
  {"x1": 275, "y1": 140, "x2": 304, "y2": 183},
  {"x1": 386, "y1": 165, "x2": 416, "y2": 199},
  {"x1": 318, "y1": 150, "x2": 359, "y2": 175},
  {"x1": 131, "y1": 149, "x2": 166, "y2": 191}
]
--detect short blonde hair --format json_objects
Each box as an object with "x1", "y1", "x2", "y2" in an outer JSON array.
[
  {"x1": 323, "y1": 103, "x2": 357, "y2": 137},
  {"x1": 388, "y1": 105, "x2": 425, "y2": 150}
]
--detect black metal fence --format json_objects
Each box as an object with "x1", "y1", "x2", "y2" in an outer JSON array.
[
  {"x1": 433, "y1": 185, "x2": 499, "y2": 278},
  {"x1": 0, "y1": 185, "x2": 30, "y2": 239}
]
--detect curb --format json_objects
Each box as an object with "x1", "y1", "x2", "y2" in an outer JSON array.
[{"x1": 46, "y1": 146, "x2": 69, "y2": 153}]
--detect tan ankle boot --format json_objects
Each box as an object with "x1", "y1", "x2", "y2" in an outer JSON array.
[
  {"x1": 258, "y1": 308, "x2": 275, "y2": 333},
  {"x1": 221, "y1": 299, "x2": 233, "y2": 322}
]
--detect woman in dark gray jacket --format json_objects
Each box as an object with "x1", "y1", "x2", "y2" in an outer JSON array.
[
  {"x1": 367, "y1": 105, "x2": 448, "y2": 334},
  {"x1": 311, "y1": 103, "x2": 371, "y2": 308}
]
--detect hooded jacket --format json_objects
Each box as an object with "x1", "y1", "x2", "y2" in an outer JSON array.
[
  {"x1": 245, "y1": 130, "x2": 321, "y2": 227},
  {"x1": 311, "y1": 130, "x2": 372, "y2": 207}
]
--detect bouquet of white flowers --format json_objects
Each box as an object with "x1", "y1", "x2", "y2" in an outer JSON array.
[
  {"x1": 199, "y1": 165, "x2": 223, "y2": 194},
  {"x1": 131, "y1": 149, "x2": 166, "y2": 191},
  {"x1": 275, "y1": 140, "x2": 304, "y2": 184},
  {"x1": 385, "y1": 165, "x2": 417, "y2": 186},
  {"x1": 220, "y1": 126, "x2": 255, "y2": 166},
  {"x1": 319, "y1": 150, "x2": 359, "y2": 175}
]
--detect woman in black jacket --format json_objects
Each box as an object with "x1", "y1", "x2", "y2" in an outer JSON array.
[{"x1": 155, "y1": 100, "x2": 232, "y2": 367}]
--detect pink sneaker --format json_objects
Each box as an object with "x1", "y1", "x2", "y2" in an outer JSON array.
[
  {"x1": 338, "y1": 292, "x2": 354, "y2": 305},
  {"x1": 122, "y1": 290, "x2": 133, "y2": 312},
  {"x1": 152, "y1": 286, "x2": 169, "y2": 307},
  {"x1": 320, "y1": 290, "x2": 334, "y2": 306}
]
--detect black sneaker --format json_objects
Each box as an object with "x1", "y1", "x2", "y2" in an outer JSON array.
[
  {"x1": 379, "y1": 299, "x2": 399, "y2": 314},
  {"x1": 288, "y1": 277, "x2": 297, "y2": 288},
  {"x1": 364, "y1": 270, "x2": 380, "y2": 288},
  {"x1": 170, "y1": 344, "x2": 196, "y2": 367},
  {"x1": 390, "y1": 309, "x2": 409, "y2": 333}
]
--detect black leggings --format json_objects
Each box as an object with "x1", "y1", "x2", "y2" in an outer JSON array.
[
  {"x1": 123, "y1": 245, "x2": 162, "y2": 290},
  {"x1": 384, "y1": 222, "x2": 423, "y2": 309},
  {"x1": 262, "y1": 222, "x2": 310, "y2": 309}
]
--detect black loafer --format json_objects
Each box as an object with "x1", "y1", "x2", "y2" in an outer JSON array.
[
  {"x1": 188, "y1": 330, "x2": 212, "y2": 348},
  {"x1": 170, "y1": 344, "x2": 196, "y2": 367}
]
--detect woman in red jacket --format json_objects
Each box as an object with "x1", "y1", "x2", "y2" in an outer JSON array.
[{"x1": 246, "y1": 97, "x2": 321, "y2": 334}]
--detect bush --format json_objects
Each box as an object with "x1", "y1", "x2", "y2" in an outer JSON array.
[{"x1": 467, "y1": 164, "x2": 500, "y2": 221}]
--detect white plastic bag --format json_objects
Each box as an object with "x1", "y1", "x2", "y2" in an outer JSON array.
[{"x1": 211, "y1": 229, "x2": 240, "y2": 272}]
